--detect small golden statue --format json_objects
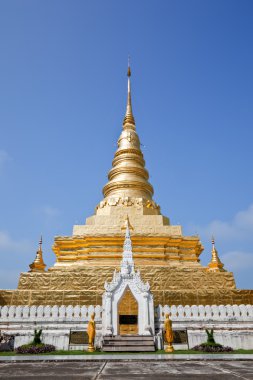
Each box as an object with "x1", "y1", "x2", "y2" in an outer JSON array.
[
  {"x1": 87, "y1": 312, "x2": 96, "y2": 352},
  {"x1": 164, "y1": 313, "x2": 174, "y2": 352}
]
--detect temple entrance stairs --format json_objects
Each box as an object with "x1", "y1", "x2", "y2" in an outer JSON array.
[{"x1": 102, "y1": 335, "x2": 155, "y2": 352}]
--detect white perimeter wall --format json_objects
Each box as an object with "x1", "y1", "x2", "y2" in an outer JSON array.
[{"x1": 0, "y1": 304, "x2": 253, "y2": 350}]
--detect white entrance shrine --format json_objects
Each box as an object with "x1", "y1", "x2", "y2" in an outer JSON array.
[{"x1": 102, "y1": 222, "x2": 155, "y2": 336}]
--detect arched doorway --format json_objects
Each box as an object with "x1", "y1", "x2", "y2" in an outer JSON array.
[{"x1": 118, "y1": 287, "x2": 138, "y2": 335}]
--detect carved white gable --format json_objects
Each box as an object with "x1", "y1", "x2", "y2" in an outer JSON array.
[{"x1": 102, "y1": 223, "x2": 154, "y2": 336}]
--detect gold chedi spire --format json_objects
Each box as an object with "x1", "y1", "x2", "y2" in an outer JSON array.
[
  {"x1": 123, "y1": 58, "x2": 135, "y2": 126},
  {"x1": 207, "y1": 237, "x2": 225, "y2": 272},
  {"x1": 29, "y1": 236, "x2": 46, "y2": 272},
  {"x1": 102, "y1": 62, "x2": 154, "y2": 200}
]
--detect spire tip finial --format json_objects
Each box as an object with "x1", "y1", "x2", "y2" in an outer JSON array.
[
  {"x1": 127, "y1": 56, "x2": 131, "y2": 77},
  {"x1": 39, "y1": 235, "x2": 43, "y2": 250},
  {"x1": 123, "y1": 57, "x2": 135, "y2": 126}
]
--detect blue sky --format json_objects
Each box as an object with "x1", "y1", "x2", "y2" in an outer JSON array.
[{"x1": 0, "y1": 0, "x2": 253, "y2": 290}]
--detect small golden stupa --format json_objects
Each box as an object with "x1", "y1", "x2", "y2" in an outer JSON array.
[
  {"x1": 29, "y1": 236, "x2": 46, "y2": 273},
  {"x1": 0, "y1": 64, "x2": 252, "y2": 307},
  {"x1": 207, "y1": 237, "x2": 225, "y2": 272}
]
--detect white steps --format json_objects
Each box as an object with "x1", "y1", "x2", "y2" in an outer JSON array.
[{"x1": 102, "y1": 335, "x2": 155, "y2": 352}]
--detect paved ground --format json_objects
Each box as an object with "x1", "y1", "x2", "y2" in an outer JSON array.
[{"x1": 0, "y1": 360, "x2": 253, "y2": 380}]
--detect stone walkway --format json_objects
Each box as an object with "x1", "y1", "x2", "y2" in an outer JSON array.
[
  {"x1": 0, "y1": 360, "x2": 253, "y2": 379},
  {"x1": 1, "y1": 353, "x2": 253, "y2": 361}
]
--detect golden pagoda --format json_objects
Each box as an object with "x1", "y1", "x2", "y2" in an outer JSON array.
[
  {"x1": 29, "y1": 236, "x2": 46, "y2": 273},
  {"x1": 0, "y1": 64, "x2": 252, "y2": 307},
  {"x1": 207, "y1": 237, "x2": 225, "y2": 272}
]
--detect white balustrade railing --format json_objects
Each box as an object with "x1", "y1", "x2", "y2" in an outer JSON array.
[
  {"x1": 0, "y1": 304, "x2": 253, "y2": 322},
  {"x1": 156, "y1": 304, "x2": 253, "y2": 321},
  {"x1": 0, "y1": 305, "x2": 102, "y2": 322}
]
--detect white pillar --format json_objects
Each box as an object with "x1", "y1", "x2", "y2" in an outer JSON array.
[
  {"x1": 105, "y1": 292, "x2": 113, "y2": 335},
  {"x1": 143, "y1": 292, "x2": 151, "y2": 335}
]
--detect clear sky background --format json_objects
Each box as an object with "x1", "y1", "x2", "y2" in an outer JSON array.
[{"x1": 0, "y1": 0, "x2": 252, "y2": 290}]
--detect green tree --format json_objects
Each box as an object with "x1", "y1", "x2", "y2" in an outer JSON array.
[
  {"x1": 205, "y1": 329, "x2": 216, "y2": 345},
  {"x1": 32, "y1": 329, "x2": 42, "y2": 345}
]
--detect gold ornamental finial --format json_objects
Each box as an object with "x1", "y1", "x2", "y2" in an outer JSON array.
[
  {"x1": 127, "y1": 56, "x2": 131, "y2": 77},
  {"x1": 207, "y1": 236, "x2": 225, "y2": 272},
  {"x1": 29, "y1": 236, "x2": 46, "y2": 273},
  {"x1": 121, "y1": 215, "x2": 134, "y2": 231},
  {"x1": 39, "y1": 235, "x2": 42, "y2": 251},
  {"x1": 123, "y1": 58, "x2": 135, "y2": 127}
]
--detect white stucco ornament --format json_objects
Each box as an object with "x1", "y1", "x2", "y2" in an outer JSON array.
[{"x1": 102, "y1": 221, "x2": 154, "y2": 336}]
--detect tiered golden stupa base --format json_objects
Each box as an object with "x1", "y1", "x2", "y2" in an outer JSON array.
[
  {"x1": 1, "y1": 265, "x2": 252, "y2": 306},
  {"x1": 52, "y1": 199, "x2": 204, "y2": 266}
]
